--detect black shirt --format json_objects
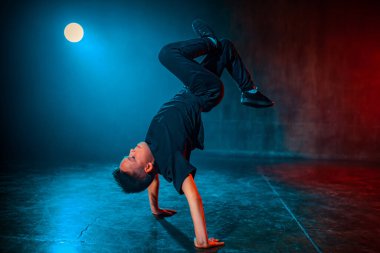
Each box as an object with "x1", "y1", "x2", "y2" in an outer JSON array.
[{"x1": 145, "y1": 89, "x2": 204, "y2": 194}]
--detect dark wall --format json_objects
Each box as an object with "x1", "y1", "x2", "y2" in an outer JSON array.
[
  {"x1": 1, "y1": 0, "x2": 379, "y2": 163},
  {"x1": 203, "y1": 0, "x2": 380, "y2": 161}
]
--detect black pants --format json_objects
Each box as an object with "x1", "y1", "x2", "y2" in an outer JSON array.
[{"x1": 158, "y1": 38, "x2": 255, "y2": 112}]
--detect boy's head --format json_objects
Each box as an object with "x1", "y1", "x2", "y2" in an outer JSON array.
[{"x1": 113, "y1": 141, "x2": 156, "y2": 193}]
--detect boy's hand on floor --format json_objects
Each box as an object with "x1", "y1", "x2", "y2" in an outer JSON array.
[
  {"x1": 194, "y1": 237, "x2": 225, "y2": 249},
  {"x1": 152, "y1": 209, "x2": 177, "y2": 219}
]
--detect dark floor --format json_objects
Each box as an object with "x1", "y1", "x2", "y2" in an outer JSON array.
[{"x1": 1, "y1": 154, "x2": 379, "y2": 253}]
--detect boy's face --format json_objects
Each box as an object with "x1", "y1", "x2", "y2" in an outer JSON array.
[{"x1": 119, "y1": 141, "x2": 154, "y2": 178}]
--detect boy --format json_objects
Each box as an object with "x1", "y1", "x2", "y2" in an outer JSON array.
[{"x1": 113, "y1": 19, "x2": 274, "y2": 249}]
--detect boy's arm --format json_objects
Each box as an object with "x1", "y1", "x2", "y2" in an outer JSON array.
[
  {"x1": 182, "y1": 174, "x2": 224, "y2": 249},
  {"x1": 148, "y1": 174, "x2": 176, "y2": 218}
]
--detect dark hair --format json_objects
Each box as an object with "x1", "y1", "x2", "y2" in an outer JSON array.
[{"x1": 112, "y1": 168, "x2": 154, "y2": 193}]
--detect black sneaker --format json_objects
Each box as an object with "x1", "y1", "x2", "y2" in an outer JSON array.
[
  {"x1": 192, "y1": 19, "x2": 219, "y2": 46},
  {"x1": 241, "y1": 90, "x2": 274, "y2": 108}
]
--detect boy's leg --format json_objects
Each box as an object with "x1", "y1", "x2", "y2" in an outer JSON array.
[
  {"x1": 192, "y1": 19, "x2": 274, "y2": 108},
  {"x1": 158, "y1": 39, "x2": 224, "y2": 112},
  {"x1": 201, "y1": 38, "x2": 256, "y2": 92}
]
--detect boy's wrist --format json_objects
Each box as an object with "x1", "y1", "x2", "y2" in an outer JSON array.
[
  {"x1": 150, "y1": 206, "x2": 160, "y2": 214},
  {"x1": 194, "y1": 237, "x2": 208, "y2": 248}
]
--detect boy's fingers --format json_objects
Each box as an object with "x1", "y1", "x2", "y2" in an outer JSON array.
[
  {"x1": 152, "y1": 209, "x2": 177, "y2": 219},
  {"x1": 193, "y1": 240, "x2": 225, "y2": 249},
  {"x1": 212, "y1": 241, "x2": 224, "y2": 247},
  {"x1": 165, "y1": 210, "x2": 176, "y2": 216}
]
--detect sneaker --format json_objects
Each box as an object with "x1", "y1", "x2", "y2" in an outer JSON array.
[
  {"x1": 192, "y1": 19, "x2": 219, "y2": 46},
  {"x1": 241, "y1": 90, "x2": 274, "y2": 108}
]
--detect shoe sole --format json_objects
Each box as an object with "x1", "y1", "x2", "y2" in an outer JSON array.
[{"x1": 241, "y1": 99, "x2": 275, "y2": 108}]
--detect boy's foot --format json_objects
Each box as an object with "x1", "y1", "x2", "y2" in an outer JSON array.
[
  {"x1": 192, "y1": 19, "x2": 219, "y2": 47},
  {"x1": 241, "y1": 90, "x2": 274, "y2": 108}
]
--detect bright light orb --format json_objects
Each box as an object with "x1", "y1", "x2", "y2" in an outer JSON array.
[{"x1": 64, "y1": 23, "x2": 84, "y2": 43}]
